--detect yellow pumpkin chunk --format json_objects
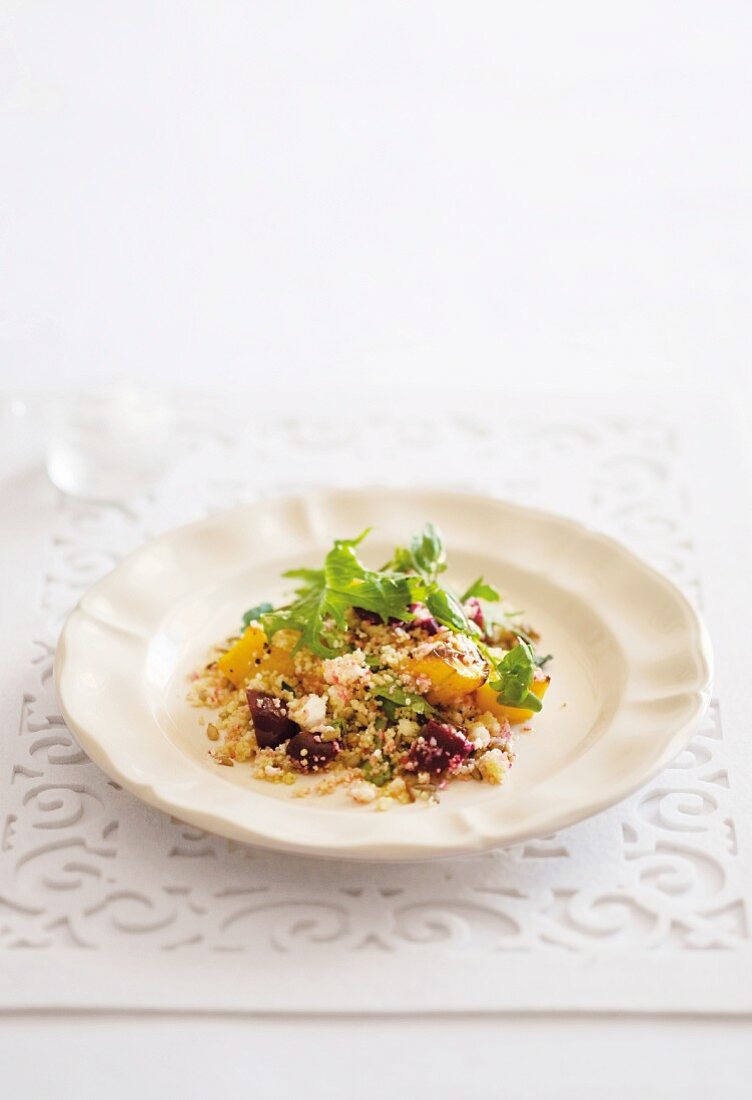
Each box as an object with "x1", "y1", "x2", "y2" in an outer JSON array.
[
  {"x1": 474, "y1": 673, "x2": 550, "y2": 725},
  {"x1": 217, "y1": 625, "x2": 296, "y2": 687},
  {"x1": 405, "y1": 634, "x2": 489, "y2": 705}
]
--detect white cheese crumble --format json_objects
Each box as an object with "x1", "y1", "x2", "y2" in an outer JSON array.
[
  {"x1": 348, "y1": 780, "x2": 378, "y2": 804},
  {"x1": 288, "y1": 693, "x2": 328, "y2": 731},
  {"x1": 466, "y1": 712, "x2": 502, "y2": 749},
  {"x1": 478, "y1": 748, "x2": 509, "y2": 785},
  {"x1": 466, "y1": 722, "x2": 491, "y2": 750},
  {"x1": 396, "y1": 717, "x2": 420, "y2": 739},
  {"x1": 379, "y1": 644, "x2": 402, "y2": 669},
  {"x1": 322, "y1": 650, "x2": 370, "y2": 686}
]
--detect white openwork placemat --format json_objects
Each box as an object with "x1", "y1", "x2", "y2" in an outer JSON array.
[{"x1": 1, "y1": 392, "x2": 751, "y2": 1013}]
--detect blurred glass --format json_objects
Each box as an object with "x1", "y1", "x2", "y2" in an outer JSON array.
[{"x1": 45, "y1": 388, "x2": 175, "y2": 501}]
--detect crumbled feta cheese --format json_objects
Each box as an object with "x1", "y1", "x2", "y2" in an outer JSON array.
[
  {"x1": 478, "y1": 748, "x2": 509, "y2": 784},
  {"x1": 396, "y1": 717, "x2": 420, "y2": 739},
  {"x1": 288, "y1": 693, "x2": 327, "y2": 730},
  {"x1": 485, "y1": 714, "x2": 503, "y2": 737},
  {"x1": 348, "y1": 780, "x2": 378, "y2": 804},
  {"x1": 323, "y1": 651, "x2": 370, "y2": 686},
  {"x1": 466, "y1": 722, "x2": 491, "y2": 750},
  {"x1": 474, "y1": 711, "x2": 503, "y2": 738},
  {"x1": 383, "y1": 777, "x2": 409, "y2": 803},
  {"x1": 379, "y1": 645, "x2": 402, "y2": 668}
]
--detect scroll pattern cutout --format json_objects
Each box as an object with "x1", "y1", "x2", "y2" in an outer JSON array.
[{"x1": 0, "y1": 406, "x2": 745, "y2": 955}]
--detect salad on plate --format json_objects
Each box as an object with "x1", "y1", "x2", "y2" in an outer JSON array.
[{"x1": 189, "y1": 525, "x2": 551, "y2": 809}]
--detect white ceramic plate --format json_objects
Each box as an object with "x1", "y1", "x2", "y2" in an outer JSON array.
[{"x1": 55, "y1": 489, "x2": 712, "y2": 861}]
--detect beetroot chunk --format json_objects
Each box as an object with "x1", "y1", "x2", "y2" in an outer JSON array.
[
  {"x1": 414, "y1": 617, "x2": 440, "y2": 635},
  {"x1": 286, "y1": 731, "x2": 340, "y2": 772},
  {"x1": 404, "y1": 603, "x2": 440, "y2": 635},
  {"x1": 356, "y1": 608, "x2": 382, "y2": 624},
  {"x1": 246, "y1": 690, "x2": 299, "y2": 748},
  {"x1": 464, "y1": 598, "x2": 485, "y2": 633},
  {"x1": 405, "y1": 719, "x2": 473, "y2": 776}
]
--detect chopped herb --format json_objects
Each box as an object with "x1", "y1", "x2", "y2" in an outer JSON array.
[
  {"x1": 384, "y1": 522, "x2": 446, "y2": 583},
  {"x1": 242, "y1": 601, "x2": 274, "y2": 627},
  {"x1": 425, "y1": 587, "x2": 474, "y2": 633},
  {"x1": 460, "y1": 577, "x2": 500, "y2": 603},
  {"x1": 536, "y1": 653, "x2": 554, "y2": 669},
  {"x1": 379, "y1": 697, "x2": 399, "y2": 722},
  {"x1": 487, "y1": 640, "x2": 543, "y2": 712},
  {"x1": 373, "y1": 682, "x2": 437, "y2": 718},
  {"x1": 362, "y1": 758, "x2": 393, "y2": 787}
]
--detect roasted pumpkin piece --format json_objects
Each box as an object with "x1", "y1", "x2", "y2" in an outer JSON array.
[
  {"x1": 474, "y1": 671, "x2": 550, "y2": 725},
  {"x1": 404, "y1": 634, "x2": 489, "y2": 705},
  {"x1": 261, "y1": 635, "x2": 297, "y2": 678},
  {"x1": 217, "y1": 625, "x2": 296, "y2": 687},
  {"x1": 216, "y1": 625, "x2": 267, "y2": 687}
]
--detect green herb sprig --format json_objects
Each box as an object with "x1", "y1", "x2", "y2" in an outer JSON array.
[
  {"x1": 460, "y1": 577, "x2": 500, "y2": 603},
  {"x1": 485, "y1": 638, "x2": 543, "y2": 712},
  {"x1": 259, "y1": 526, "x2": 478, "y2": 658},
  {"x1": 383, "y1": 522, "x2": 446, "y2": 583},
  {"x1": 242, "y1": 602, "x2": 274, "y2": 627},
  {"x1": 251, "y1": 524, "x2": 550, "y2": 721},
  {"x1": 373, "y1": 681, "x2": 437, "y2": 722}
]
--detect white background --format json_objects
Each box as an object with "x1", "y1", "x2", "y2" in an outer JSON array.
[
  {"x1": 1, "y1": 1, "x2": 750, "y2": 400},
  {"x1": 1, "y1": 2, "x2": 751, "y2": 1097}
]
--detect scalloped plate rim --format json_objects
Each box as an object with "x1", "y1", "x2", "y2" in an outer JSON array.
[{"x1": 54, "y1": 487, "x2": 714, "y2": 862}]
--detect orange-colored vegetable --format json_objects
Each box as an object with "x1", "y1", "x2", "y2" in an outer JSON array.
[
  {"x1": 217, "y1": 625, "x2": 296, "y2": 687},
  {"x1": 404, "y1": 635, "x2": 489, "y2": 705}
]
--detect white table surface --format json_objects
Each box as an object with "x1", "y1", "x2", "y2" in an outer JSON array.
[
  {"x1": 1, "y1": 2, "x2": 751, "y2": 1096},
  {"x1": 0, "y1": 1014, "x2": 750, "y2": 1100}
]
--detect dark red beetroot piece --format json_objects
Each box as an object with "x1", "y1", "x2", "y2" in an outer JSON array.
[
  {"x1": 464, "y1": 598, "x2": 485, "y2": 633},
  {"x1": 389, "y1": 603, "x2": 440, "y2": 635},
  {"x1": 356, "y1": 608, "x2": 382, "y2": 624},
  {"x1": 287, "y1": 731, "x2": 340, "y2": 772},
  {"x1": 405, "y1": 719, "x2": 473, "y2": 775},
  {"x1": 363, "y1": 603, "x2": 440, "y2": 634},
  {"x1": 246, "y1": 690, "x2": 299, "y2": 748},
  {"x1": 407, "y1": 603, "x2": 441, "y2": 635}
]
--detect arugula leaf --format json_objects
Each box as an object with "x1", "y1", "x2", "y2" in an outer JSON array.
[
  {"x1": 384, "y1": 523, "x2": 446, "y2": 583},
  {"x1": 425, "y1": 587, "x2": 474, "y2": 633},
  {"x1": 242, "y1": 601, "x2": 274, "y2": 627},
  {"x1": 460, "y1": 577, "x2": 500, "y2": 603},
  {"x1": 324, "y1": 533, "x2": 417, "y2": 620},
  {"x1": 284, "y1": 567, "x2": 325, "y2": 587},
  {"x1": 261, "y1": 581, "x2": 351, "y2": 659},
  {"x1": 382, "y1": 524, "x2": 479, "y2": 633},
  {"x1": 410, "y1": 523, "x2": 446, "y2": 582},
  {"x1": 373, "y1": 682, "x2": 437, "y2": 719},
  {"x1": 261, "y1": 530, "x2": 417, "y2": 658},
  {"x1": 487, "y1": 640, "x2": 543, "y2": 712},
  {"x1": 256, "y1": 525, "x2": 552, "y2": 707}
]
